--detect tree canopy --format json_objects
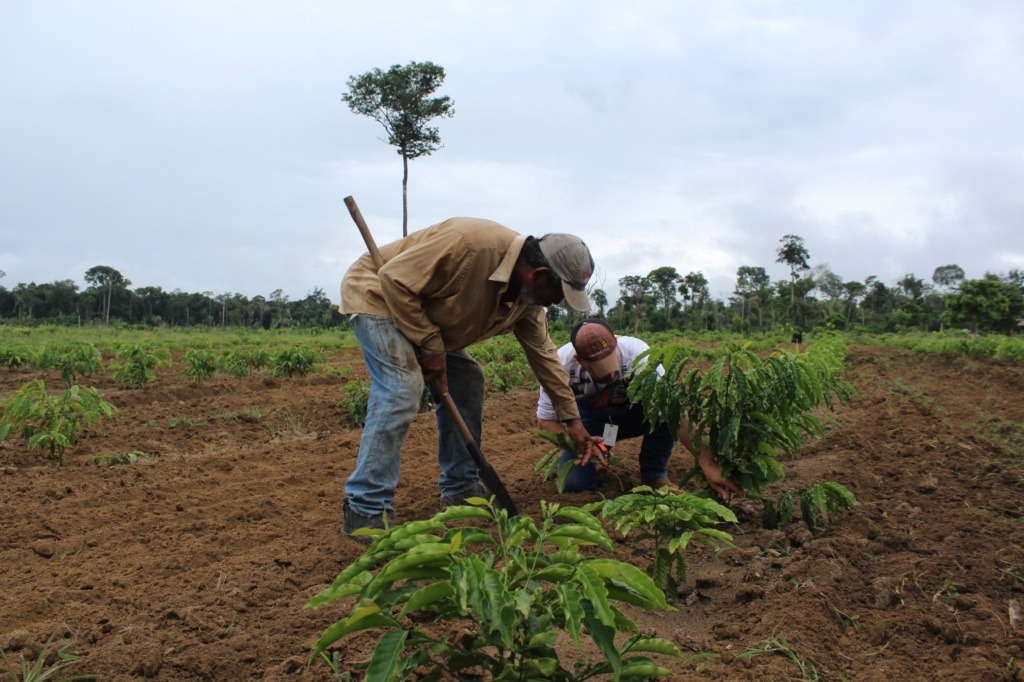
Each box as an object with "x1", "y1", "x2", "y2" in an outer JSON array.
[{"x1": 342, "y1": 61, "x2": 454, "y2": 236}]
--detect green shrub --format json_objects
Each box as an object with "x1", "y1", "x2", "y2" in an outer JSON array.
[
  {"x1": 181, "y1": 348, "x2": 218, "y2": 383},
  {"x1": 268, "y1": 347, "x2": 324, "y2": 378},
  {"x1": 1, "y1": 380, "x2": 116, "y2": 466},
  {"x1": 339, "y1": 379, "x2": 371, "y2": 427},
  {"x1": 219, "y1": 347, "x2": 269, "y2": 378},
  {"x1": 587, "y1": 489, "x2": 735, "y2": 594},
  {"x1": 109, "y1": 344, "x2": 169, "y2": 388},
  {"x1": 763, "y1": 482, "x2": 859, "y2": 533},
  {"x1": 307, "y1": 499, "x2": 680, "y2": 681}
]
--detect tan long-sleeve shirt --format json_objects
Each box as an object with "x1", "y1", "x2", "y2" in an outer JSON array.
[{"x1": 340, "y1": 217, "x2": 581, "y2": 422}]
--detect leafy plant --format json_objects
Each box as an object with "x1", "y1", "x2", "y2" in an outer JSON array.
[
  {"x1": 0, "y1": 344, "x2": 34, "y2": 369},
  {"x1": 0, "y1": 632, "x2": 96, "y2": 681},
  {"x1": 586, "y1": 489, "x2": 736, "y2": 594},
  {"x1": 218, "y1": 348, "x2": 269, "y2": 378},
  {"x1": 338, "y1": 379, "x2": 371, "y2": 427},
  {"x1": 629, "y1": 336, "x2": 855, "y2": 530},
  {"x1": 168, "y1": 416, "x2": 193, "y2": 427},
  {"x1": 307, "y1": 499, "x2": 681, "y2": 681},
  {"x1": 180, "y1": 348, "x2": 218, "y2": 383},
  {"x1": 0, "y1": 381, "x2": 116, "y2": 466},
  {"x1": 36, "y1": 343, "x2": 104, "y2": 386},
  {"x1": 762, "y1": 482, "x2": 859, "y2": 533},
  {"x1": 483, "y1": 357, "x2": 536, "y2": 394},
  {"x1": 109, "y1": 344, "x2": 169, "y2": 388},
  {"x1": 534, "y1": 428, "x2": 626, "y2": 492},
  {"x1": 268, "y1": 347, "x2": 324, "y2": 378}
]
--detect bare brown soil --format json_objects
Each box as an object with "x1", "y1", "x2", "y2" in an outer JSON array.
[{"x1": 2, "y1": 345, "x2": 1024, "y2": 680}]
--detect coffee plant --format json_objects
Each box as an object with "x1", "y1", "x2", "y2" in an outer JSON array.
[
  {"x1": 0, "y1": 343, "x2": 35, "y2": 369},
  {"x1": 339, "y1": 379, "x2": 371, "y2": 427},
  {"x1": 0, "y1": 380, "x2": 116, "y2": 465},
  {"x1": 628, "y1": 336, "x2": 857, "y2": 528},
  {"x1": 268, "y1": 347, "x2": 324, "y2": 378},
  {"x1": 218, "y1": 347, "x2": 269, "y2": 378},
  {"x1": 109, "y1": 343, "x2": 169, "y2": 388},
  {"x1": 181, "y1": 348, "x2": 218, "y2": 383},
  {"x1": 534, "y1": 429, "x2": 627, "y2": 493},
  {"x1": 585, "y1": 489, "x2": 736, "y2": 594},
  {"x1": 307, "y1": 499, "x2": 681, "y2": 681},
  {"x1": 37, "y1": 342, "x2": 104, "y2": 385},
  {"x1": 762, "y1": 482, "x2": 858, "y2": 533}
]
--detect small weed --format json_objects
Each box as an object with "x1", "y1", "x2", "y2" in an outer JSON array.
[
  {"x1": 736, "y1": 631, "x2": 820, "y2": 680},
  {"x1": 239, "y1": 407, "x2": 263, "y2": 423},
  {"x1": 0, "y1": 631, "x2": 96, "y2": 681},
  {"x1": 266, "y1": 413, "x2": 311, "y2": 440},
  {"x1": 91, "y1": 451, "x2": 157, "y2": 466},
  {"x1": 934, "y1": 579, "x2": 960, "y2": 602},
  {"x1": 168, "y1": 416, "x2": 194, "y2": 428}
]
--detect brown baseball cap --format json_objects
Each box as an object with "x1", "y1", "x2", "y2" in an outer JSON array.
[
  {"x1": 538, "y1": 233, "x2": 594, "y2": 312},
  {"x1": 570, "y1": 319, "x2": 621, "y2": 379}
]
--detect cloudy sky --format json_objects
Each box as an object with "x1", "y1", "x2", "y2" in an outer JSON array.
[{"x1": 2, "y1": 1, "x2": 1022, "y2": 305}]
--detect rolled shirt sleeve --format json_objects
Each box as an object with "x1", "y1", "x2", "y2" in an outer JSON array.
[{"x1": 514, "y1": 308, "x2": 580, "y2": 422}]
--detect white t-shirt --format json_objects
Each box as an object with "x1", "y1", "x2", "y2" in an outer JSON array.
[{"x1": 536, "y1": 335, "x2": 655, "y2": 421}]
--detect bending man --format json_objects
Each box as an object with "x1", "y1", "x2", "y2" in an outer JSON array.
[{"x1": 339, "y1": 217, "x2": 601, "y2": 537}]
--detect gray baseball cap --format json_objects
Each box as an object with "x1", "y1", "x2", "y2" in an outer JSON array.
[{"x1": 538, "y1": 233, "x2": 594, "y2": 312}]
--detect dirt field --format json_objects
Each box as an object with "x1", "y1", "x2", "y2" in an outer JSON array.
[{"x1": 2, "y1": 344, "x2": 1024, "y2": 680}]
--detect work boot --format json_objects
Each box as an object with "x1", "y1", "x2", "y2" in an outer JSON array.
[
  {"x1": 440, "y1": 481, "x2": 491, "y2": 509},
  {"x1": 342, "y1": 499, "x2": 390, "y2": 544}
]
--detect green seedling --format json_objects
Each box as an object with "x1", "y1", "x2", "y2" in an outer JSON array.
[
  {"x1": 109, "y1": 343, "x2": 169, "y2": 388},
  {"x1": 1, "y1": 380, "x2": 116, "y2": 466},
  {"x1": 535, "y1": 428, "x2": 626, "y2": 493},
  {"x1": 308, "y1": 499, "x2": 681, "y2": 681},
  {"x1": 586, "y1": 489, "x2": 735, "y2": 594},
  {"x1": 0, "y1": 631, "x2": 96, "y2": 681},
  {"x1": 181, "y1": 348, "x2": 218, "y2": 383}
]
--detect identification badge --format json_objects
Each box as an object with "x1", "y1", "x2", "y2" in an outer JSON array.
[{"x1": 602, "y1": 423, "x2": 619, "y2": 448}]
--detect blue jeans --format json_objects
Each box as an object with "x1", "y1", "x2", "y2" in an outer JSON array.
[
  {"x1": 559, "y1": 397, "x2": 673, "y2": 492},
  {"x1": 344, "y1": 314, "x2": 484, "y2": 517}
]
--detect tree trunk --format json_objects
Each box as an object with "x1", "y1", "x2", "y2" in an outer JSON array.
[{"x1": 402, "y1": 153, "x2": 410, "y2": 237}]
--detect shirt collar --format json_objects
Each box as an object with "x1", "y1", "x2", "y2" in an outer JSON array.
[{"x1": 488, "y1": 234, "x2": 527, "y2": 289}]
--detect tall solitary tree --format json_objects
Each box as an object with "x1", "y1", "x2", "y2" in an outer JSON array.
[
  {"x1": 342, "y1": 61, "x2": 455, "y2": 236},
  {"x1": 776, "y1": 234, "x2": 811, "y2": 307}
]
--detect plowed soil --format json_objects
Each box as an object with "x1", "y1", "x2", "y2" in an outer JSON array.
[{"x1": 3, "y1": 345, "x2": 1024, "y2": 680}]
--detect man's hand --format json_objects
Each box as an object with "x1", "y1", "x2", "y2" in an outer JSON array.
[
  {"x1": 419, "y1": 352, "x2": 448, "y2": 396},
  {"x1": 697, "y1": 451, "x2": 743, "y2": 500},
  {"x1": 562, "y1": 419, "x2": 603, "y2": 465}
]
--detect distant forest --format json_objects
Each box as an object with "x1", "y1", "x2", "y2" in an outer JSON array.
[{"x1": 1, "y1": 243, "x2": 1022, "y2": 335}]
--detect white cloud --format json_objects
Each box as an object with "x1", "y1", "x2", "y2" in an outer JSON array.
[{"x1": 1, "y1": 0, "x2": 1022, "y2": 308}]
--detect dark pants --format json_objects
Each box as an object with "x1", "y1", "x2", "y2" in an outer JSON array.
[{"x1": 558, "y1": 397, "x2": 673, "y2": 492}]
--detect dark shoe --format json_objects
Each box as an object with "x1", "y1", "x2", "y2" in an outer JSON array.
[
  {"x1": 440, "y1": 481, "x2": 491, "y2": 508},
  {"x1": 342, "y1": 500, "x2": 390, "y2": 544}
]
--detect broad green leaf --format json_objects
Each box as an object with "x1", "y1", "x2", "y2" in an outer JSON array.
[
  {"x1": 398, "y1": 582, "x2": 455, "y2": 618},
  {"x1": 556, "y1": 582, "x2": 584, "y2": 645},
  {"x1": 576, "y1": 564, "x2": 616, "y2": 628},
  {"x1": 365, "y1": 629, "x2": 408, "y2": 681},
  {"x1": 584, "y1": 559, "x2": 672, "y2": 610},
  {"x1": 310, "y1": 600, "x2": 400, "y2": 656}
]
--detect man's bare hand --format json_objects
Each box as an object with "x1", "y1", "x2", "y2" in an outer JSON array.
[
  {"x1": 697, "y1": 451, "x2": 743, "y2": 500},
  {"x1": 419, "y1": 352, "x2": 448, "y2": 395},
  {"x1": 562, "y1": 419, "x2": 604, "y2": 465}
]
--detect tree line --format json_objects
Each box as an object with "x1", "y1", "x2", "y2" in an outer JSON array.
[
  {"x1": 0, "y1": 266, "x2": 343, "y2": 329},
  {"x1": 2, "y1": 235, "x2": 1022, "y2": 334},
  {"x1": 556, "y1": 235, "x2": 1024, "y2": 336}
]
